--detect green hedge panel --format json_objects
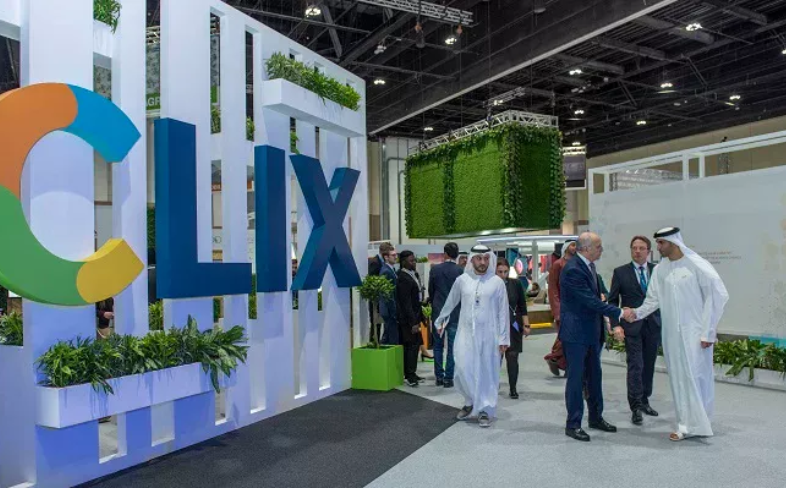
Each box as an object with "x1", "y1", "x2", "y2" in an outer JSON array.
[
  {"x1": 453, "y1": 144, "x2": 504, "y2": 233},
  {"x1": 407, "y1": 163, "x2": 446, "y2": 237}
]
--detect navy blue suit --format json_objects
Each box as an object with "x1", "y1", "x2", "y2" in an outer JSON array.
[
  {"x1": 428, "y1": 261, "x2": 463, "y2": 380},
  {"x1": 559, "y1": 256, "x2": 621, "y2": 429},
  {"x1": 379, "y1": 264, "x2": 399, "y2": 345}
]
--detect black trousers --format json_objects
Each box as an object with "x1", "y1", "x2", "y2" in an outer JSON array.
[
  {"x1": 624, "y1": 320, "x2": 661, "y2": 411},
  {"x1": 403, "y1": 343, "x2": 419, "y2": 381},
  {"x1": 505, "y1": 350, "x2": 520, "y2": 391}
]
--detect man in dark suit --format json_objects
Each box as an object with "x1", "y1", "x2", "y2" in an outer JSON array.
[
  {"x1": 397, "y1": 251, "x2": 424, "y2": 387},
  {"x1": 428, "y1": 242, "x2": 463, "y2": 387},
  {"x1": 368, "y1": 242, "x2": 394, "y2": 342},
  {"x1": 560, "y1": 232, "x2": 625, "y2": 442},
  {"x1": 378, "y1": 245, "x2": 399, "y2": 345},
  {"x1": 607, "y1": 235, "x2": 661, "y2": 426}
]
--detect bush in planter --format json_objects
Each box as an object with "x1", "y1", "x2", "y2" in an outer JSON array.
[
  {"x1": 358, "y1": 275, "x2": 395, "y2": 347},
  {"x1": 714, "y1": 339, "x2": 786, "y2": 381},
  {"x1": 36, "y1": 316, "x2": 248, "y2": 394},
  {"x1": 0, "y1": 311, "x2": 23, "y2": 346}
]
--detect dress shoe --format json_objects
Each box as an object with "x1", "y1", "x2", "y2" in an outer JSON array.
[
  {"x1": 588, "y1": 419, "x2": 617, "y2": 432},
  {"x1": 565, "y1": 428, "x2": 590, "y2": 442},
  {"x1": 641, "y1": 405, "x2": 659, "y2": 417},
  {"x1": 546, "y1": 359, "x2": 561, "y2": 377},
  {"x1": 444, "y1": 379, "x2": 454, "y2": 388},
  {"x1": 631, "y1": 410, "x2": 643, "y2": 425},
  {"x1": 436, "y1": 378, "x2": 445, "y2": 387},
  {"x1": 509, "y1": 389, "x2": 519, "y2": 399}
]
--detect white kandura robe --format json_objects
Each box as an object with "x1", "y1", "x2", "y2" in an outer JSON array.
[
  {"x1": 636, "y1": 257, "x2": 725, "y2": 437},
  {"x1": 435, "y1": 273, "x2": 509, "y2": 417}
]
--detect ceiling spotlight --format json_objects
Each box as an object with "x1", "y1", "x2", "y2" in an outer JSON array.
[
  {"x1": 492, "y1": 99, "x2": 504, "y2": 106},
  {"x1": 533, "y1": 0, "x2": 547, "y2": 14},
  {"x1": 445, "y1": 35, "x2": 458, "y2": 45},
  {"x1": 373, "y1": 78, "x2": 386, "y2": 86},
  {"x1": 574, "y1": 109, "x2": 585, "y2": 115},
  {"x1": 374, "y1": 42, "x2": 387, "y2": 55},
  {"x1": 569, "y1": 68, "x2": 583, "y2": 76},
  {"x1": 305, "y1": 5, "x2": 321, "y2": 17},
  {"x1": 660, "y1": 82, "x2": 673, "y2": 89},
  {"x1": 729, "y1": 94, "x2": 741, "y2": 101},
  {"x1": 424, "y1": 126, "x2": 434, "y2": 132},
  {"x1": 686, "y1": 22, "x2": 702, "y2": 32},
  {"x1": 782, "y1": 48, "x2": 786, "y2": 55},
  {"x1": 636, "y1": 120, "x2": 647, "y2": 126},
  {"x1": 572, "y1": 141, "x2": 582, "y2": 146}
]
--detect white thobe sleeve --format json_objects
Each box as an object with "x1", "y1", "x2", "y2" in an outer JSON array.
[
  {"x1": 497, "y1": 282, "x2": 510, "y2": 347},
  {"x1": 635, "y1": 266, "x2": 661, "y2": 320},
  {"x1": 434, "y1": 278, "x2": 462, "y2": 329},
  {"x1": 697, "y1": 269, "x2": 719, "y2": 343}
]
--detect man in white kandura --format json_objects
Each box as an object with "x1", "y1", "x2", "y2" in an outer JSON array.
[
  {"x1": 625, "y1": 227, "x2": 729, "y2": 442},
  {"x1": 434, "y1": 245, "x2": 509, "y2": 428}
]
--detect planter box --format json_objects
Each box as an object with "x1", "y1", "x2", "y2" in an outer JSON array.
[
  {"x1": 37, "y1": 363, "x2": 236, "y2": 429},
  {"x1": 351, "y1": 345, "x2": 403, "y2": 391},
  {"x1": 260, "y1": 79, "x2": 364, "y2": 138}
]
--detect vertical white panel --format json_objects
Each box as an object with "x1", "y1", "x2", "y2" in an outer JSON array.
[
  {"x1": 20, "y1": 0, "x2": 98, "y2": 485},
  {"x1": 320, "y1": 130, "x2": 352, "y2": 392},
  {"x1": 350, "y1": 135, "x2": 370, "y2": 349},
  {"x1": 295, "y1": 121, "x2": 320, "y2": 399},
  {"x1": 219, "y1": 9, "x2": 251, "y2": 426}
]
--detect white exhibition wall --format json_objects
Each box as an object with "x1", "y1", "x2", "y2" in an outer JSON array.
[
  {"x1": 0, "y1": 0, "x2": 368, "y2": 487},
  {"x1": 591, "y1": 164, "x2": 786, "y2": 340}
]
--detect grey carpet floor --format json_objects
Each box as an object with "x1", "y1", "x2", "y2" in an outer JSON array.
[
  {"x1": 373, "y1": 332, "x2": 786, "y2": 488},
  {"x1": 83, "y1": 390, "x2": 456, "y2": 488}
]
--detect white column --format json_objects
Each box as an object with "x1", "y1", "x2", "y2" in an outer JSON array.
[
  {"x1": 20, "y1": 0, "x2": 97, "y2": 485},
  {"x1": 350, "y1": 135, "x2": 370, "y2": 349}
]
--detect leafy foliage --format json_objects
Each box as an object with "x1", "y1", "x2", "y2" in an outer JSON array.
[
  {"x1": 422, "y1": 305, "x2": 432, "y2": 320},
  {"x1": 264, "y1": 53, "x2": 361, "y2": 111},
  {"x1": 149, "y1": 301, "x2": 164, "y2": 331},
  {"x1": 94, "y1": 0, "x2": 121, "y2": 32},
  {"x1": 404, "y1": 123, "x2": 564, "y2": 238},
  {"x1": 0, "y1": 312, "x2": 23, "y2": 346},
  {"x1": 291, "y1": 130, "x2": 300, "y2": 154},
  {"x1": 358, "y1": 275, "x2": 395, "y2": 303},
  {"x1": 214, "y1": 297, "x2": 222, "y2": 323},
  {"x1": 210, "y1": 106, "x2": 255, "y2": 141},
  {"x1": 249, "y1": 274, "x2": 257, "y2": 319},
  {"x1": 147, "y1": 207, "x2": 156, "y2": 250},
  {"x1": 36, "y1": 317, "x2": 248, "y2": 394}
]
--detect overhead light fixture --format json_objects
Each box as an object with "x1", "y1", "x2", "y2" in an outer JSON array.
[
  {"x1": 305, "y1": 5, "x2": 321, "y2": 17},
  {"x1": 729, "y1": 94, "x2": 741, "y2": 101},
  {"x1": 782, "y1": 48, "x2": 786, "y2": 55},
  {"x1": 686, "y1": 22, "x2": 702, "y2": 32},
  {"x1": 424, "y1": 126, "x2": 434, "y2": 132},
  {"x1": 445, "y1": 35, "x2": 458, "y2": 45},
  {"x1": 373, "y1": 78, "x2": 386, "y2": 86},
  {"x1": 374, "y1": 42, "x2": 387, "y2": 55},
  {"x1": 572, "y1": 141, "x2": 582, "y2": 146},
  {"x1": 660, "y1": 82, "x2": 673, "y2": 89},
  {"x1": 569, "y1": 68, "x2": 583, "y2": 76},
  {"x1": 533, "y1": 0, "x2": 547, "y2": 14},
  {"x1": 492, "y1": 99, "x2": 504, "y2": 106},
  {"x1": 574, "y1": 109, "x2": 585, "y2": 115},
  {"x1": 636, "y1": 120, "x2": 647, "y2": 126}
]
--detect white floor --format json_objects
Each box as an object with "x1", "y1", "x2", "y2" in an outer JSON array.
[{"x1": 367, "y1": 332, "x2": 786, "y2": 488}]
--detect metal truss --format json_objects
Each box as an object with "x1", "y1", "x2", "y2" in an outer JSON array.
[
  {"x1": 420, "y1": 110, "x2": 558, "y2": 152},
  {"x1": 356, "y1": 0, "x2": 473, "y2": 25}
]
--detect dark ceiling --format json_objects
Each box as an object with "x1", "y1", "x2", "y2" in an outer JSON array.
[{"x1": 3, "y1": 1, "x2": 786, "y2": 158}]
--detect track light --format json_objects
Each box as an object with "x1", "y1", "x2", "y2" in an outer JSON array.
[
  {"x1": 729, "y1": 94, "x2": 741, "y2": 101},
  {"x1": 305, "y1": 5, "x2": 321, "y2": 17},
  {"x1": 782, "y1": 48, "x2": 786, "y2": 55},
  {"x1": 572, "y1": 141, "x2": 581, "y2": 146},
  {"x1": 492, "y1": 99, "x2": 504, "y2": 106},
  {"x1": 636, "y1": 120, "x2": 647, "y2": 126},
  {"x1": 373, "y1": 78, "x2": 386, "y2": 86},
  {"x1": 574, "y1": 109, "x2": 585, "y2": 115},
  {"x1": 445, "y1": 35, "x2": 457, "y2": 45},
  {"x1": 569, "y1": 68, "x2": 583, "y2": 76},
  {"x1": 374, "y1": 42, "x2": 387, "y2": 55},
  {"x1": 686, "y1": 22, "x2": 702, "y2": 32},
  {"x1": 660, "y1": 82, "x2": 673, "y2": 89},
  {"x1": 424, "y1": 126, "x2": 434, "y2": 132},
  {"x1": 533, "y1": 0, "x2": 547, "y2": 14}
]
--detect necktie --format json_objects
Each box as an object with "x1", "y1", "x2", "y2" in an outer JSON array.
[
  {"x1": 638, "y1": 266, "x2": 648, "y2": 293},
  {"x1": 589, "y1": 262, "x2": 598, "y2": 289}
]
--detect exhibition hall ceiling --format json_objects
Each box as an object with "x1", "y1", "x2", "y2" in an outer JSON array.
[{"x1": 2, "y1": 1, "x2": 786, "y2": 156}]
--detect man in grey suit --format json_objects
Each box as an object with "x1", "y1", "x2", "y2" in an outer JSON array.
[
  {"x1": 428, "y1": 242, "x2": 463, "y2": 387},
  {"x1": 378, "y1": 244, "x2": 399, "y2": 345}
]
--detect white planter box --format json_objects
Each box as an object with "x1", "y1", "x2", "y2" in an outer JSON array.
[
  {"x1": 260, "y1": 79, "x2": 364, "y2": 138},
  {"x1": 37, "y1": 363, "x2": 236, "y2": 429},
  {"x1": 93, "y1": 20, "x2": 113, "y2": 68}
]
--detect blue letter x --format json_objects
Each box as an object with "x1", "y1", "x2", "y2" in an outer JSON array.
[{"x1": 291, "y1": 154, "x2": 362, "y2": 291}]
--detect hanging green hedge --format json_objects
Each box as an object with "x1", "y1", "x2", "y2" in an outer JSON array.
[{"x1": 405, "y1": 123, "x2": 565, "y2": 238}]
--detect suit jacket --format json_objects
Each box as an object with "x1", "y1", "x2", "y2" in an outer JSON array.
[
  {"x1": 548, "y1": 257, "x2": 567, "y2": 319},
  {"x1": 396, "y1": 270, "x2": 424, "y2": 345},
  {"x1": 428, "y1": 261, "x2": 463, "y2": 327},
  {"x1": 368, "y1": 255, "x2": 383, "y2": 276},
  {"x1": 607, "y1": 262, "x2": 661, "y2": 336},
  {"x1": 558, "y1": 256, "x2": 621, "y2": 346},
  {"x1": 378, "y1": 264, "x2": 397, "y2": 322}
]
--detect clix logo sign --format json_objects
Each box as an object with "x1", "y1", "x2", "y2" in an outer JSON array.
[{"x1": 0, "y1": 83, "x2": 361, "y2": 306}]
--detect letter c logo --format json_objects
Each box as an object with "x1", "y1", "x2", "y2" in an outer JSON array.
[{"x1": 0, "y1": 83, "x2": 142, "y2": 306}]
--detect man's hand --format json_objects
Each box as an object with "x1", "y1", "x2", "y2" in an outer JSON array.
[
  {"x1": 523, "y1": 325, "x2": 531, "y2": 338},
  {"x1": 613, "y1": 326, "x2": 625, "y2": 342},
  {"x1": 411, "y1": 324, "x2": 420, "y2": 335},
  {"x1": 701, "y1": 341, "x2": 714, "y2": 349},
  {"x1": 103, "y1": 312, "x2": 114, "y2": 320},
  {"x1": 622, "y1": 308, "x2": 636, "y2": 323},
  {"x1": 499, "y1": 344, "x2": 509, "y2": 354}
]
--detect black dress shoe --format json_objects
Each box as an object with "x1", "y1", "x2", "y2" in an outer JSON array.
[
  {"x1": 510, "y1": 390, "x2": 519, "y2": 399},
  {"x1": 631, "y1": 410, "x2": 643, "y2": 425},
  {"x1": 641, "y1": 405, "x2": 659, "y2": 417},
  {"x1": 444, "y1": 379, "x2": 454, "y2": 388},
  {"x1": 588, "y1": 419, "x2": 617, "y2": 432},
  {"x1": 436, "y1": 378, "x2": 445, "y2": 387},
  {"x1": 565, "y1": 428, "x2": 590, "y2": 442}
]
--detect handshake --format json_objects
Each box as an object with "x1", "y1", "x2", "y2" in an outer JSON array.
[{"x1": 621, "y1": 308, "x2": 637, "y2": 323}]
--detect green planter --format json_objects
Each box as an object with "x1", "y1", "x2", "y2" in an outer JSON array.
[{"x1": 351, "y1": 345, "x2": 404, "y2": 391}]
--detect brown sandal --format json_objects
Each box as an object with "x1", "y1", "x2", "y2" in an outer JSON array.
[{"x1": 669, "y1": 432, "x2": 685, "y2": 442}]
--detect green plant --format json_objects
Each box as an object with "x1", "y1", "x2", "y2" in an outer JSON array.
[
  {"x1": 149, "y1": 301, "x2": 164, "y2": 331},
  {"x1": 359, "y1": 275, "x2": 395, "y2": 347},
  {"x1": 246, "y1": 117, "x2": 255, "y2": 141},
  {"x1": 416, "y1": 256, "x2": 429, "y2": 263},
  {"x1": 422, "y1": 305, "x2": 432, "y2": 320},
  {"x1": 94, "y1": 0, "x2": 121, "y2": 32},
  {"x1": 0, "y1": 311, "x2": 23, "y2": 346},
  {"x1": 213, "y1": 297, "x2": 222, "y2": 323},
  {"x1": 36, "y1": 317, "x2": 248, "y2": 394},
  {"x1": 249, "y1": 274, "x2": 257, "y2": 319},
  {"x1": 211, "y1": 105, "x2": 221, "y2": 134},
  {"x1": 264, "y1": 53, "x2": 361, "y2": 111},
  {"x1": 405, "y1": 123, "x2": 565, "y2": 238},
  {"x1": 147, "y1": 207, "x2": 155, "y2": 250},
  {"x1": 291, "y1": 130, "x2": 300, "y2": 154}
]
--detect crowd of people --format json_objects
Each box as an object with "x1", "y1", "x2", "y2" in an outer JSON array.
[{"x1": 370, "y1": 227, "x2": 728, "y2": 443}]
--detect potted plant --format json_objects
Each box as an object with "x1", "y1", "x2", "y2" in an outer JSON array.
[{"x1": 352, "y1": 275, "x2": 402, "y2": 391}]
